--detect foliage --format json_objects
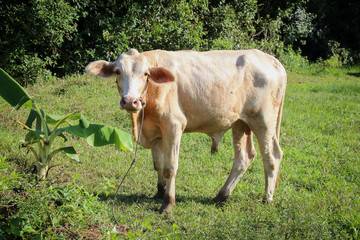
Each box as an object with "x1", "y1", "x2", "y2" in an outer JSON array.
[
  {"x1": 4, "y1": 0, "x2": 360, "y2": 85},
  {"x1": 280, "y1": 1, "x2": 315, "y2": 47},
  {"x1": 0, "y1": 0, "x2": 79, "y2": 85},
  {"x1": 304, "y1": 0, "x2": 360, "y2": 61},
  {"x1": 0, "y1": 69, "x2": 133, "y2": 179},
  {"x1": 0, "y1": 158, "x2": 128, "y2": 239},
  {"x1": 205, "y1": 0, "x2": 256, "y2": 50}
]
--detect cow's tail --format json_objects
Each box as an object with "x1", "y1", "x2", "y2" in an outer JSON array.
[
  {"x1": 276, "y1": 93, "x2": 285, "y2": 141},
  {"x1": 275, "y1": 92, "x2": 285, "y2": 188}
]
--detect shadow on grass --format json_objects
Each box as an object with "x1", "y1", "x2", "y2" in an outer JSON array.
[
  {"x1": 97, "y1": 192, "x2": 152, "y2": 205},
  {"x1": 97, "y1": 192, "x2": 217, "y2": 206},
  {"x1": 347, "y1": 72, "x2": 360, "y2": 77}
]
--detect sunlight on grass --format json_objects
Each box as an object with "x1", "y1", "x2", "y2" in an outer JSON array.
[{"x1": 1, "y1": 68, "x2": 359, "y2": 239}]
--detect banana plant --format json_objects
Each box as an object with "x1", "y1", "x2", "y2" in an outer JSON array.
[{"x1": 0, "y1": 68, "x2": 133, "y2": 180}]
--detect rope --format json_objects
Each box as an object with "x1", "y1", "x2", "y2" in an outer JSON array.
[{"x1": 112, "y1": 106, "x2": 145, "y2": 226}]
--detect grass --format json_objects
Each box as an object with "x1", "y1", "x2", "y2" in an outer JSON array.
[{"x1": 1, "y1": 66, "x2": 360, "y2": 239}]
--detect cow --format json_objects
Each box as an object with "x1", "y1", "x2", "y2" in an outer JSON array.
[{"x1": 86, "y1": 48, "x2": 287, "y2": 213}]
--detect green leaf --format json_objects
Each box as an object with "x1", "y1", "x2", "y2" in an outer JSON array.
[
  {"x1": 65, "y1": 124, "x2": 133, "y2": 151},
  {"x1": 86, "y1": 125, "x2": 113, "y2": 147},
  {"x1": 64, "y1": 124, "x2": 97, "y2": 138},
  {"x1": 46, "y1": 112, "x2": 81, "y2": 125},
  {"x1": 79, "y1": 114, "x2": 89, "y2": 128},
  {"x1": 36, "y1": 108, "x2": 47, "y2": 132},
  {"x1": 52, "y1": 128, "x2": 68, "y2": 141},
  {"x1": 25, "y1": 109, "x2": 39, "y2": 128},
  {"x1": 22, "y1": 99, "x2": 32, "y2": 109},
  {"x1": 112, "y1": 128, "x2": 134, "y2": 151},
  {"x1": 25, "y1": 130, "x2": 44, "y2": 143},
  {"x1": 59, "y1": 146, "x2": 80, "y2": 162},
  {"x1": 0, "y1": 68, "x2": 32, "y2": 109}
]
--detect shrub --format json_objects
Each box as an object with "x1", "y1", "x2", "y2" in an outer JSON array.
[
  {"x1": 279, "y1": 46, "x2": 311, "y2": 71},
  {"x1": 0, "y1": 68, "x2": 133, "y2": 180},
  {"x1": 6, "y1": 0, "x2": 352, "y2": 84},
  {"x1": 0, "y1": 158, "x2": 126, "y2": 239},
  {"x1": 0, "y1": 0, "x2": 79, "y2": 85},
  {"x1": 281, "y1": 2, "x2": 315, "y2": 48}
]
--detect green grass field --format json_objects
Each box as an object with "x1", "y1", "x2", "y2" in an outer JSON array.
[{"x1": 1, "y1": 68, "x2": 359, "y2": 239}]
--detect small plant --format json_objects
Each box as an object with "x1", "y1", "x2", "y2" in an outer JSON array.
[
  {"x1": 0, "y1": 68, "x2": 133, "y2": 180},
  {"x1": 0, "y1": 159, "x2": 129, "y2": 239}
]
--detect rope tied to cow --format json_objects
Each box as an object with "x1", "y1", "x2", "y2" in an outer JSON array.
[{"x1": 112, "y1": 106, "x2": 145, "y2": 226}]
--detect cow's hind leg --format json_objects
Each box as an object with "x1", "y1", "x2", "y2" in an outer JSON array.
[
  {"x1": 214, "y1": 121, "x2": 257, "y2": 203},
  {"x1": 258, "y1": 131, "x2": 283, "y2": 203},
  {"x1": 252, "y1": 118, "x2": 283, "y2": 203},
  {"x1": 151, "y1": 141, "x2": 166, "y2": 200}
]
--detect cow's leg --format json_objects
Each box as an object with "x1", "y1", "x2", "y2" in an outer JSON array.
[
  {"x1": 256, "y1": 130, "x2": 283, "y2": 203},
  {"x1": 159, "y1": 124, "x2": 183, "y2": 214},
  {"x1": 251, "y1": 114, "x2": 283, "y2": 204},
  {"x1": 151, "y1": 141, "x2": 166, "y2": 199},
  {"x1": 214, "y1": 121, "x2": 257, "y2": 203}
]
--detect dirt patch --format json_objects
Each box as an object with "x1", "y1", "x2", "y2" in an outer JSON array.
[{"x1": 55, "y1": 222, "x2": 134, "y2": 239}]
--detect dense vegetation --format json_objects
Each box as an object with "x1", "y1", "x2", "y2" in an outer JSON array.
[
  {"x1": 1, "y1": 67, "x2": 359, "y2": 239},
  {"x1": 1, "y1": 0, "x2": 359, "y2": 85}
]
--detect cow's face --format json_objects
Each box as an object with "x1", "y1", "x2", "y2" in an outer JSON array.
[
  {"x1": 86, "y1": 49, "x2": 174, "y2": 113},
  {"x1": 114, "y1": 49, "x2": 150, "y2": 112}
]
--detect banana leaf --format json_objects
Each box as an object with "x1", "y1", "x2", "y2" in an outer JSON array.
[
  {"x1": 0, "y1": 68, "x2": 32, "y2": 109},
  {"x1": 65, "y1": 124, "x2": 133, "y2": 151}
]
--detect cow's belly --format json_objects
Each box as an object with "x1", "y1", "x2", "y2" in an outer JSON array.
[
  {"x1": 183, "y1": 107, "x2": 241, "y2": 134},
  {"x1": 181, "y1": 84, "x2": 246, "y2": 134}
]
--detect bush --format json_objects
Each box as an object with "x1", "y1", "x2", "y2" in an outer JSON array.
[
  {"x1": 7, "y1": 0, "x2": 353, "y2": 84},
  {"x1": 281, "y1": 2, "x2": 315, "y2": 48},
  {"x1": 279, "y1": 46, "x2": 311, "y2": 71},
  {"x1": 0, "y1": 0, "x2": 79, "y2": 85},
  {"x1": 1, "y1": 0, "x2": 293, "y2": 84},
  {"x1": 125, "y1": 0, "x2": 207, "y2": 51},
  {"x1": 0, "y1": 158, "x2": 128, "y2": 239}
]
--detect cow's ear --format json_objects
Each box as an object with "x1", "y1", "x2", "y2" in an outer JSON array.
[
  {"x1": 85, "y1": 60, "x2": 117, "y2": 78},
  {"x1": 149, "y1": 67, "x2": 175, "y2": 83}
]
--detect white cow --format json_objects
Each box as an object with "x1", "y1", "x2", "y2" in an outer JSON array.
[{"x1": 86, "y1": 49, "x2": 287, "y2": 213}]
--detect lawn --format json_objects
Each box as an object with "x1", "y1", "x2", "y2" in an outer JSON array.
[{"x1": 1, "y1": 68, "x2": 359, "y2": 239}]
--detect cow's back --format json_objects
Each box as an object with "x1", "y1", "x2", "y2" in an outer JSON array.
[{"x1": 144, "y1": 49, "x2": 287, "y2": 134}]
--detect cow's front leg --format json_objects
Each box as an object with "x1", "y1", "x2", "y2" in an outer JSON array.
[
  {"x1": 159, "y1": 124, "x2": 183, "y2": 214},
  {"x1": 151, "y1": 141, "x2": 166, "y2": 199}
]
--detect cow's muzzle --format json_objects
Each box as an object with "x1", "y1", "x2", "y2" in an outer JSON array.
[{"x1": 120, "y1": 96, "x2": 145, "y2": 112}]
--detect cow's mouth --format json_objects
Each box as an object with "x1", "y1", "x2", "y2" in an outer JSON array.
[
  {"x1": 121, "y1": 102, "x2": 147, "y2": 114},
  {"x1": 120, "y1": 96, "x2": 145, "y2": 112},
  {"x1": 124, "y1": 108, "x2": 141, "y2": 113}
]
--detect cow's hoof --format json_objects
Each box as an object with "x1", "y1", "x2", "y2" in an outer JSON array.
[
  {"x1": 152, "y1": 184, "x2": 166, "y2": 200},
  {"x1": 262, "y1": 197, "x2": 273, "y2": 205},
  {"x1": 159, "y1": 195, "x2": 175, "y2": 214},
  {"x1": 211, "y1": 148, "x2": 218, "y2": 154},
  {"x1": 159, "y1": 202, "x2": 175, "y2": 214},
  {"x1": 214, "y1": 192, "x2": 229, "y2": 204}
]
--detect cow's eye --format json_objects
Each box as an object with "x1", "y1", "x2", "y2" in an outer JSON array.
[
  {"x1": 115, "y1": 68, "x2": 121, "y2": 75},
  {"x1": 144, "y1": 72, "x2": 150, "y2": 77}
]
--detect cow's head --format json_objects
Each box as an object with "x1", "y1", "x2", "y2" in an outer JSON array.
[{"x1": 86, "y1": 49, "x2": 174, "y2": 112}]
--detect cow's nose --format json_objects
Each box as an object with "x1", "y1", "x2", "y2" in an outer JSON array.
[{"x1": 120, "y1": 96, "x2": 141, "y2": 111}]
